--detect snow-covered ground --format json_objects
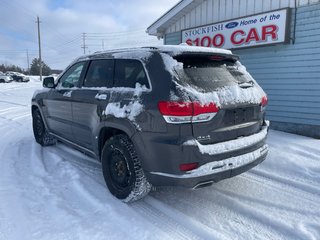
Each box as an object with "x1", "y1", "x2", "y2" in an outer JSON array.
[{"x1": 0, "y1": 81, "x2": 319, "y2": 240}]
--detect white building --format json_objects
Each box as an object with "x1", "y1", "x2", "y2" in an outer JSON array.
[{"x1": 147, "y1": 0, "x2": 320, "y2": 138}]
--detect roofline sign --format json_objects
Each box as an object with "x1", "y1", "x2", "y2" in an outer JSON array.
[{"x1": 181, "y1": 8, "x2": 291, "y2": 50}]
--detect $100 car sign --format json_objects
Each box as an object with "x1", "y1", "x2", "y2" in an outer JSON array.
[{"x1": 182, "y1": 8, "x2": 290, "y2": 49}]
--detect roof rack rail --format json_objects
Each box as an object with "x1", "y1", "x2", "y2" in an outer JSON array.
[{"x1": 141, "y1": 46, "x2": 159, "y2": 50}]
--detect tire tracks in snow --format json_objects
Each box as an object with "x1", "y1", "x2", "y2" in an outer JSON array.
[
  {"x1": 48, "y1": 145, "x2": 206, "y2": 240},
  {"x1": 150, "y1": 186, "x2": 279, "y2": 240},
  {"x1": 0, "y1": 105, "x2": 30, "y2": 125},
  {"x1": 150, "y1": 172, "x2": 320, "y2": 240},
  {"x1": 202, "y1": 186, "x2": 311, "y2": 240},
  {"x1": 0, "y1": 100, "x2": 28, "y2": 107},
  {"x1": 214, "y1": 173, "x2": 320, "y2": 240},
  {"x1": 27, "y1": 143, "x2": 173, "y2": 240},
  {"x1": 145, "y1": 196, "x2": 229, "y2": 240},
  {"x1": 132, "y1": 198, "x2": 206, "y2": 240},
  {"x1": 0, "y1": 122, "x2": 34, "y2": 240},
  {"x1": 247, "y1": 169, "x2": 320, "y2": 200},
  {"x1": 0, "y1": 84, "x2": 39, "y2": 93},
  {"x1": 0, "y1": 106, "x2": 21, "y2": 113},
  {"x1": 45, "y1": 144, "x2": 218, "y2": 240}
]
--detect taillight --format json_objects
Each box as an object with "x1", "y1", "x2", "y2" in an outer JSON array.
[
  {"x1": 209, "y1": 55, "x2": 225, "y2": 61},
  {"x1": 261, "y1": 95, "x2": 268, "y2": 107},
  {"x1": 179, "y1": 162, "x2": 199, "y2": 171},
  {"x1": 261, "y1": 96, "x2": 268, "y2": 107},
  {"x1": 193, "y1": 102, "x2": 219, "y2": 115},
  {"x1": 158, "y1": 101, "x2": 193, "y2": 116},
  {"x1": 261, "y1": 95, "x2": 268, "y2": 112},
  {"x1": 158, "y1": 101, "x2": 219, "y2": 124}
]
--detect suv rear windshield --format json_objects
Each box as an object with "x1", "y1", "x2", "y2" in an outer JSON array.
[{"x1": 173, "y1": 55, "x2": 252, "y2": 92}]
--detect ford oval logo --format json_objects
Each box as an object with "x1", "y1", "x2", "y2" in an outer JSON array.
[{"x1": 225, "y1": 22, "x2": 239, "y2": 29}]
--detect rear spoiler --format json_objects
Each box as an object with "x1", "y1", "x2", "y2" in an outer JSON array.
[{"x1": 172, "y1": 52, "x2": 240, "y2": 62}]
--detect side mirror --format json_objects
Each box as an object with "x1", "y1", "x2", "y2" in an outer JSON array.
[{"x1": 43, "y1": 77, "x2": 55, "y2": 88}]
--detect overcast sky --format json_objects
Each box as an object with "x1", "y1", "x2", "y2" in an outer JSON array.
[{"x1": 0, "y1": 0, "x2": 180, "y2": 70}]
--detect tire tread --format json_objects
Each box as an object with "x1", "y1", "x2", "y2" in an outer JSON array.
[{"x1": 103, "y1": 134, "x2": 151, "y2": 203}]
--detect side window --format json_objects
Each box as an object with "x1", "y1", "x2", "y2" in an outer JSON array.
[
  {"x1": 114, "y1": 59, "x2": 150, "y2": 89},
  {"x1": 58, "y1": 62, "x2": 85, "y2": 88},
  {"x1": 83, "y1": 60, "x2": 114, "y2": 88}
]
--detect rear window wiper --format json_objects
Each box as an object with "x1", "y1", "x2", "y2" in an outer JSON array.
[{"x1": 238, "y1": 80, "x2": 254, "y2": 88}]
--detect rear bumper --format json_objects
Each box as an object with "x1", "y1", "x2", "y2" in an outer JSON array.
[
  {"x1": 146, "y1": 144, "x2": 268, "y2": 188},
  {"x1": 134, "y1": 121, "x2": 269, "y2": 188}
]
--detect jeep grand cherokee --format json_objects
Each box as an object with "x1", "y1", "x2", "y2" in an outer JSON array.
[{"x1": 32, "y1": 45, "x2": 269, "y2": 202}]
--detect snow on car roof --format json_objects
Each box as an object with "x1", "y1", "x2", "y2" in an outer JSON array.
[
  {"x1": 77, "y1": 45, "x2": 233, "y2": 61},
  {"x1": 154, "y1": 44, "x2": 232, "y2": 55}
]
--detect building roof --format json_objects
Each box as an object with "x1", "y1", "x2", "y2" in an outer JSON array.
[{"x1": 146, "y1": 0, "x2": 204, "y2": 38}]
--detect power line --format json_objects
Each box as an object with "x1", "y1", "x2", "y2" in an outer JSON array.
[
  {"x1": 0, "y1": 49, "x2": 38, "y2": 51},
  {"x1": 86, "y1": 28, "x2": 145, "y2": 35}
]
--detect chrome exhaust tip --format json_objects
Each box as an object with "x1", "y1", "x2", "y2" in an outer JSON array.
[{"x1": 193, "y1": 180, "x2": 214, "y2": 189}]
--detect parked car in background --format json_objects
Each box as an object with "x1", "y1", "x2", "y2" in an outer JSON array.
[
  {"x1": 32, "y1": 45, "x2": 269, "y2": 202},
  {"x1": 0, "y1": 74, "x2": 13, "y2": 83},
  {"x1": 6, "y1": 72, "x2": 30, "y2": 82}
]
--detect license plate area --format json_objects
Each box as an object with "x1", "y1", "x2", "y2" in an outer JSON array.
[{"x1": 225, "y1": 107, "x2": 254, "y2": 125}]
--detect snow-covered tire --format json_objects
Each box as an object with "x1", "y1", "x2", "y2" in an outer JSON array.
[
  {"x1": 32, "y1": 108, "x2": 56, "y2": 146},
  {"x1": 101, "y1": 134, "x2": 151, "y2": 203}
]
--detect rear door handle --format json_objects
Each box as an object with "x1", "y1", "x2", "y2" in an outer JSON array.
[{"x1": 95, "y1": 93, "x2": 108, "y2": 100}]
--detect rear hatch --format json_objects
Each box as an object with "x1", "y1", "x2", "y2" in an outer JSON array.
[{"x1": 168, "y1": 53, "x2": 266, "y2": 145}]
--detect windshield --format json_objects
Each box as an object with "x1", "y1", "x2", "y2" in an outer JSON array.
[{"x1": 173, "y1": 55, "x2": 253, "y2": 92}]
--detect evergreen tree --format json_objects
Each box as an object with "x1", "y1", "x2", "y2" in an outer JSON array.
[
  {"x1": 0, "y1": 64, "x2": 26, "y2": 74},
  {"x1": 30, "y1": 58, "x2": 51, "y2": 76}
]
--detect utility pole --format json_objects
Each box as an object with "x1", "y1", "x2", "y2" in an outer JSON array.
[
  {"x1": 81, "y1": 33, "x2": 87, "y2": 54},
  {"x1": 36, "y1": 16, "x2": 42, "y2": 81},
  {"x1": 26, "y1": 49, "x2": 30, "y2": 74},
  {"x1": 102, "y1": 40, "x2": 104, "y2": 50}
]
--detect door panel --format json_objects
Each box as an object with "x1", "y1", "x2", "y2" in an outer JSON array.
[
  {"x1": 45, "y1": 61, "x2": 87, "y2": 141},
  {"x1": 72, "y1": 90, "x2": 108, "y2": 148},
  {"x1": 71, "y1": 59, "x2": 114, "y2": 149},
  {"x1": 45, "y1": 90, "x2": 73, "y2": 140}
]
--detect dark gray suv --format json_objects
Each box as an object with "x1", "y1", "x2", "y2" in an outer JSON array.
[{"x1": 32, "y1": 45, "x2": 269, "y2": 202}]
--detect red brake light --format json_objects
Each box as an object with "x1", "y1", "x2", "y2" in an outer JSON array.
[
  {"x1": 261, "y1": 96, "x2": 268, "y2": 107},
  {"x1": 179, "y1": 162, "x2": 199, "y2": 171},
  {"x1": 158, "y1": 101, "x2": 219, "y2": 124},
  {"x1": 158, "y1": 101, "x2": 193, "y2": 116},
  {"x1": 209, "y1": 55, "x2": 225, "y2": 61},
  {"x1": 193, "y1": 102, "x2": 219, "y2": 115}
]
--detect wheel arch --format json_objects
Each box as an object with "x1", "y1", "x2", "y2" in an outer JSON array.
[
  {"x1": 31, "y1": 103, "x2": 49, "y2": 129},
  {"x1": 97, "y1": 120, "x2": 138, "y2": 161}
]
